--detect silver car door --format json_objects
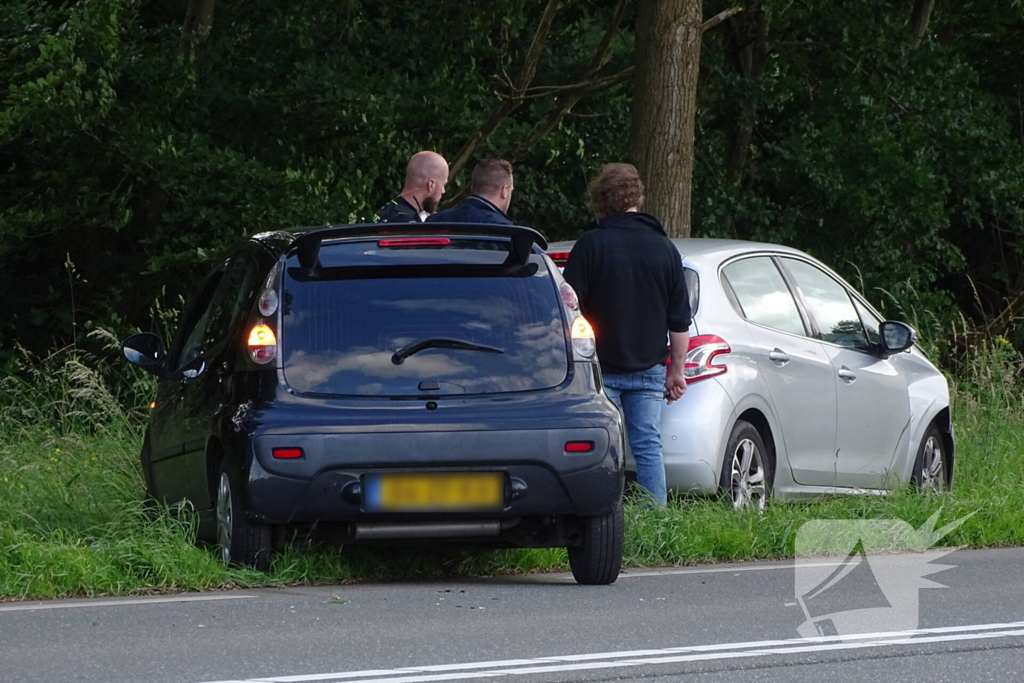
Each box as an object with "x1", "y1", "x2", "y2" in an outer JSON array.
[
  {"x1": 721, "y1": 256, "x2": 839, "y2": 487},
  {"x1": 780, "y1": 258, "x2": 911, "y2": 489}
]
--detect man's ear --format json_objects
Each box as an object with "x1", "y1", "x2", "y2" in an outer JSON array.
[{"x1": 426, "y1": 179, "x2": 436, "y2": 193}]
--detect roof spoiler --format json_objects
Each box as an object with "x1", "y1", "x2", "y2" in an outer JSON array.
[{"x1": 292, "y1": 223, "x2": 549, "y2": 270}]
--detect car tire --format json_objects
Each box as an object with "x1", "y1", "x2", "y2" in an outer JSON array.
[
  {"x1": 216, "y1": 458, "x2": 272, "y2": 571},
  {"x1": 911, "y1": 423, "x2": 948, "y2": 493},
  {"x1": 719, "y1": 420, "x2": 771, "y2": 511},
  {"x1": 567, "y1": 502, "x2": 624, "y2": 586}
]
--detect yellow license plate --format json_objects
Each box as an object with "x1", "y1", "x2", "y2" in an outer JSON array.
[{"x1": 366, "y1": 473, "x2": 504, "y2": 511}]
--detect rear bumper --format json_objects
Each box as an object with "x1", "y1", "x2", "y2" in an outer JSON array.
[
  {"x1": 660, "y1": 378, "x2": 735, "y2": 494},
  {"x1": 246, "y1": 426, "x2": 624, "y2": 524}
]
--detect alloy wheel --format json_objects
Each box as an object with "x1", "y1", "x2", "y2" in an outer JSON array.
[
  {"x1": 730, "y1": 438, "x2": 767, "y2": 511},
  {"x1": 920, "y1": 435, "x2": 945, "y2": 493},
  {"x1": 216, "y1": 472, "x2": 233, "y2": 565}
]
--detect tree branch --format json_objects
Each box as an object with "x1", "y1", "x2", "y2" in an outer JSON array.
[
  {"x1": 446, "y1": 66, "x2": 635, "y2": 206},
  {"x1": 447, "y1": 0, "x2": 562, "y2": 179},
  {"x1": 909, "y1": 0, "x2": 936, "y2": 50},
  {"x1": 181, "y1": 0, "x2": 215, "y2": 60},
  {"x1": 702, "y1": 6, "x2": 744, "y2": 34}
]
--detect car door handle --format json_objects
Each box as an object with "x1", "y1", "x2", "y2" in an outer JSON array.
[
  {"x1": 838, "y1": 367, "x2": 857, "y2": 382},
  {"x1": 768, "y1": 349, "x2": 791, "y2": 365}
]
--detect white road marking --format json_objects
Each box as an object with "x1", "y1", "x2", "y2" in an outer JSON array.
[
  {"x1": 618, "y1": 561, "x2": 843, "y2": 578},
  {"x1": 0, "y1": 593, "x2": 257, "y2": 613},
  {"x1": 205, "y1": 620, "x2": 1024, "y2": 683}
]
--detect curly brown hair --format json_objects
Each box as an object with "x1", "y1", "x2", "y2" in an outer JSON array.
[{"x1": 587, "y1": 163, "x2": 645, "y2": 218}]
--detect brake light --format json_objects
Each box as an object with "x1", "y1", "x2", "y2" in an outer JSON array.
[
  {"x1": 247, "y1": 323, "x2": 277, "y2": 364},
  {"x1": 272, "y1": 448, "x2": 303, "y2": 459},
  {"x1": 565, "y1": 441, "x2": 594, "y2": 453},
  {"x1": 681, "y1": 335, "x2": 730, "y2": 382},
  {"x1": 378, "y1": 237, "x2": 451, "y2": 247},
  {"x1": 571, "y1": 317, "x2": 596, "y2": 358},
  {"x1": 548, "y1": 251, "x2": 571, "y2": 267}
]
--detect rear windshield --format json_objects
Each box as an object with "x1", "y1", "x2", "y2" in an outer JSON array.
[{"x1": 281, "y1": 239, "x2": 569, "y2": 397}]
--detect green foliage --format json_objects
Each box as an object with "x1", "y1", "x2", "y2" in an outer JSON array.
[
  {"x1": 1, "y1": 0, "x2": 1022, "y2": 356},
  {"x1": 0, "y1": 338, "x2": 1022, "y2": 598}
]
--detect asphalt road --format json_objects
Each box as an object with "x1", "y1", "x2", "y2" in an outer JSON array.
[{"x1": 2, "y1": 547, "x2": 1024, "y2": 683}]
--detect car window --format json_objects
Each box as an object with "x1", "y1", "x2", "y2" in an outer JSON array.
[
  {"x1": 176, "y1": 254, "x2": 259, "y2": 368},
  {"x1": 281, "y1": 239, "x2": 568, "y2": 396},
  {"x1": 175, "y1": 272, "x2": 224, "y2": 368},
  {"x1": 853, "y1": 298, "x2": 881, "y2": 347},
  {"x1": 783, "y1": 259, "x2": 870, "y2": 351},
  {"x1": 202, "y1": 253, "x2": 259, "y2": 352},
  {"x1": 721, "y1": 257, "x2": 806, "y2": 336}
]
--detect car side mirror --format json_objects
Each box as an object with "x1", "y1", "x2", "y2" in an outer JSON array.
[
  {"x1": 122, "y1": 333, "x2": 167, "y2": 376},
  {"x1": 879, "y1": 321, "x2": 916, "y2": 357}
]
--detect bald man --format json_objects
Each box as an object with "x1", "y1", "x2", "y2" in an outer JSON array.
[{"x1": 374, "y1": 151, "x2": 450, "y2": 223}]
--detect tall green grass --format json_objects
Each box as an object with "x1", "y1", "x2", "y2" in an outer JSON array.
[{"x1": 1, "y1": 331, "x2": 1022, "y2": 599}]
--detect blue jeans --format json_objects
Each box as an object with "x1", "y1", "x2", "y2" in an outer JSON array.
[{"x1": 603, "y1": 365, "x2": 668, "y2": 506}]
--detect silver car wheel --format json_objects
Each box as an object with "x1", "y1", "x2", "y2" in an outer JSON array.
[
  {"x1": 216, "y1": 472, "x2": 233, "y2": 566},
  {"x1": 920, "y1": 435, "x2": 945, "y2": 494},
  {"x1": 730, "y1": 438, "x2": 767, "y2": 511}
]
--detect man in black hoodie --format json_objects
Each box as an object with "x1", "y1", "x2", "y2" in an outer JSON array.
[{"x1": 563, "y1": 163, "x2": 691, "y2": 506}]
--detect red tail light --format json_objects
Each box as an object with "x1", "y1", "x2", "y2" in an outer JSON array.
[
  {"x1": 679, "y1": 335, "x2": 730, "y2": 382},
  {"x1": 565, "y1": 441, "x2": 594, "y2": 453},
  {"x1": 548, "y1": 251, "x2": 571, "y2": 267},
  {"x1": 272, "y1": 448, "x2": 304, "y2": 459},
  {"x1": 378, "y1": 237, "x2": 451, "y2": 247}
]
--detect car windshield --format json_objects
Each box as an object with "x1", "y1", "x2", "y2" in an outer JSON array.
[{"x1": 281, "y1": 238, "x2": 569, "y2": 396}]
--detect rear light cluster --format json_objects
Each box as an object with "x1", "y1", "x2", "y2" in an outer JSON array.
[
  {"x1": 272, "y1": 447, "x2": 303, "y2": 459},
  {"x1": 247, "y1": 261, "x2": 283, "y2": 365},
  {"x1": 670, "y1": 334, "x2": 731, "y2": 383},
  {"x1": 560, "y1": 281, "x2": 596, "y2": 359},
  {"x1": 548, "y1": 251, "x2": 571, "y2": 268}
]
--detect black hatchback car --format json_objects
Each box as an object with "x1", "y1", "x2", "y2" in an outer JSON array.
[{"x1": 122, "y1": 223, "x2": 625, "y2": 584}]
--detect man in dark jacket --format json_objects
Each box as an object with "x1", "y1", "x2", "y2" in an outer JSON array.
[
  {"x1": 426, "y1": 158, "x2": 515, "y2": 225},
  {"x1": 563, "y1": 163, "x2": 691, "y2": 506},
  {"x1": 374, "y1": 151, "x2": 449, "y2": 223}
]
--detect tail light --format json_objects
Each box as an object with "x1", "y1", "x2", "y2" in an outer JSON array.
[
  {"x1": 548, "y1": 251, "x2": 571, "y2": 267},
  {"x1": 571, "y1": 317, "x2": 596, "y2": 358},
  {"x1": 272, "y1": 448, "x2": 304, "y2": 459},
  {"x1": 248, "y1": 323, "x2": 277, "y2": 364},
  {"x1": 671, "y1": 334, "x2": 730, "y2": 382}
]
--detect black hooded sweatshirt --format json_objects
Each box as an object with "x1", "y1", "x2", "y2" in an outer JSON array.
[{"x1": 563, "y1": 212, "x2": 691, "y2": 374}]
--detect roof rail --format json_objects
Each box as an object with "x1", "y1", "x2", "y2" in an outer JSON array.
[{"x1": 291, "y1": 223, "x2": 549, "y2": 270}]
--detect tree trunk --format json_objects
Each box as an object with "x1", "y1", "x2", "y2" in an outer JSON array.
[
  {"x1": 628, "y1": 0, "x2": 703, "y2": 238},
  {"x1": 181, "y1": 0, "x2": 215, "y2": 60},
  {"x1": 909, "y1": 0, "x2": 935, "y2": 49}
]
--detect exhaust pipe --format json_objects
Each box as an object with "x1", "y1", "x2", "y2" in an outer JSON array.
[{"x1": 353, "y1": 520, "x2": 502, "y2": 541}]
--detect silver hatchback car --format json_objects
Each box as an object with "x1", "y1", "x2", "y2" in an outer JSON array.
[{"x1": 547, "y1": 238, "x2": 954, "y2": 509}]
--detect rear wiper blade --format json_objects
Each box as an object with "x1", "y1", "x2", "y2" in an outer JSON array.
[{"x1": 391, "y1": 338, "x2": 505, "y2": 365}]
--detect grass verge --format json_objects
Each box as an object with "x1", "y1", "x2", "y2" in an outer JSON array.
[{"x1": 1, "y1": 338, "x2": 1022, "y2": 599}]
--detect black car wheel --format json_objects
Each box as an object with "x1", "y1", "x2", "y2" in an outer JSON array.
[
  {"x1": 719, "y1": 420, "x2": 771, "y2": 511},
  {"x1": 216, "y1": 458, "x2": 272, "y2": 570},
  {"x1": 911, "y1": 423, "x2": 948, "y2": 493},
  {"x1": 567, "y1": 502, "x2": 624, "y2": 585}
]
